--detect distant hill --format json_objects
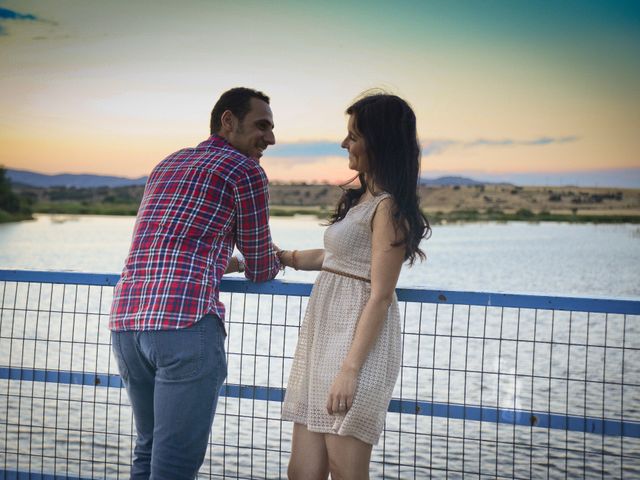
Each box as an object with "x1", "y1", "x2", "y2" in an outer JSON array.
[
  {"x1": 9, "y1": 168, "x2": 489, "y2": 188},
  {"x1": 423, "y1": 169, "x2": 640, "y2": 189},
  {"x1": 6, "y1": 167, "x2": 639, "y2": 189},
  {"x1": 420, "y1": 175, "x2": 497, "y2": 186},
  {"x1": 6, "y1": 168, "x2": 147, "y2": 188}
]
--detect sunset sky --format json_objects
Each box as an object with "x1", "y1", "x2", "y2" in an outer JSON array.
[{"x1": 1, "y1": 1, "x2": 639, "y2": 186}]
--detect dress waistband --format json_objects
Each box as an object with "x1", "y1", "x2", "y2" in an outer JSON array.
[{"x1": 321, "y1": 267, "x2": 371, "y2": 283}]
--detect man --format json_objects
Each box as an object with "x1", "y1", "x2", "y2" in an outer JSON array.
[{"x1": 109, "y1": 87, "x2": 281, "y2": 479}]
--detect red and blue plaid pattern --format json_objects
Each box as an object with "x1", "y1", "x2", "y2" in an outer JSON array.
[{"x1": 109, "y1": 135, "x2": 280, "y2": 331}]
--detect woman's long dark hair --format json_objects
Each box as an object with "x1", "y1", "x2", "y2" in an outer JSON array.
[{"x1": 329, "y1": 93, "x2": 431, "y2": 265}]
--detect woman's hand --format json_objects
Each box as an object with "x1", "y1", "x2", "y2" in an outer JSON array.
[
  {"x1": 224, "y1": 255, "x2": 240, "y2": 274},
  {"x1": 326, "y1": 367, "x2": 358, "y2": 415}
]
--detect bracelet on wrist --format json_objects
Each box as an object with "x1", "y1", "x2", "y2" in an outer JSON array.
[{"x1": 291, "y1": 250, "x2": 299, "y2": 270}]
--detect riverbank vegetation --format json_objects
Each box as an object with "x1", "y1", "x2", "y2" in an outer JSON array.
[
  {"x1": 9, "y1": 182, "x2": 640, "y2": 223},
  {"x1": 0, "y1": 167, "x2": 33, "y2": 223}
]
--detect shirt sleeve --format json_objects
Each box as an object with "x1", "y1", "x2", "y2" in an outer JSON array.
[{"x1": 233, "y1": 163, "x2": 281, "y2": 282}]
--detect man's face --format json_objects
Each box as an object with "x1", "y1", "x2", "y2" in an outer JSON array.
[{"x1": 227, "y1": 98, "x2": 275, "y2": 162}]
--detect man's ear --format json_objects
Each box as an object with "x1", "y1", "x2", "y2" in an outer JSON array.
[{"x1": 220, "y1": 110, "x2": 236, "y2": 133}]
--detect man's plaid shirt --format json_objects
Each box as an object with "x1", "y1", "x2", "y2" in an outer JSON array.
[{"x1": 109, "y1": 135, "x2": 281, "y2": 331}]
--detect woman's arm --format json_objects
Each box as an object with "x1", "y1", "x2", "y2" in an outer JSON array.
[
  {"x1": 326, "y1": 198, "x2": 405, "y2": 415},
  {"x1": 279, "y1": 248, "x2": 325, "y2": 271}
]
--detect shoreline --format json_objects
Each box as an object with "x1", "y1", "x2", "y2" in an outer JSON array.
[
  {"x1": 0, "y1": 211, "x2": 34, "y2": 224},
  {"x1": 13, "y1": 207, "x2": 640, "y2": 225},
  {"x1": 11, "y1": 183, "x2": 639, "y2": 224}
]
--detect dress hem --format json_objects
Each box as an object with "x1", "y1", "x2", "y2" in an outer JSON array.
[{"x1": 281, "y1": 411, "x2": 379, "y2": 445}]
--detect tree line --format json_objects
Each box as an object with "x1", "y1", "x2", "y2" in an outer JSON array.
[{"x1": 0, "y1": 166, "x2": 33, "y2": 223}]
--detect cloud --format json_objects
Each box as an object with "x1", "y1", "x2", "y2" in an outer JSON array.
[
  {"x1": 423, "y1": 135, "x2": 580, "y2": 156},
  {"x1": 0, "y1": 7, "x2": 49, "y2": 35},
  {"x1": 265, "y1": 135, "x2": 580, "y2": 165},
  {"x1": 0, "y1": 7, "x2": 38, "y2": 21},
  {"x1": 422, "y1": 140, "x2": 462, "y2": 156},
  {"x1": 267, "y1": 141, "x2": 344, "y2": 161}
]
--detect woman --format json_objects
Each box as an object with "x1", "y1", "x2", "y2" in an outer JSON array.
[{"x1": 278, "y1": 93, "x2": 430, "y2": 479}]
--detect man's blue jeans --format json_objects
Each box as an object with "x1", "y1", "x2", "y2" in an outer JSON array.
[{"x1": 111, "y1": 314, "x2": 227, "y2": 480}]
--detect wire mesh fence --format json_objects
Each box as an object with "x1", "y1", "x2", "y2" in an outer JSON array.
[{"x1": 1, "y1": 270, "x2": 639, "y2": 479}]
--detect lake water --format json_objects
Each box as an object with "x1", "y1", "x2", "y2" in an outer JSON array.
[
  {"x1": 1, "y1": 215, "x2": 639, "y2": 478},
  {"x1": 1, "y1": 214, "x2": 639, "y2": 298}
]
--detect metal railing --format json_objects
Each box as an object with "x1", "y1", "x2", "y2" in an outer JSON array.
[{"x1": 1, "y1": 269, "x2": 639, "y2": 479}]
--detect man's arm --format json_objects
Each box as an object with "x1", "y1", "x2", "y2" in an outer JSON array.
[{"x1": 234, "y1": 165, "x2": 281, "y2": 282}]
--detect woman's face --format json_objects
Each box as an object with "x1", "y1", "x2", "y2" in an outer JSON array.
[{"x1": 341, "y1": 115, "x2": 368, "y2": 174}]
